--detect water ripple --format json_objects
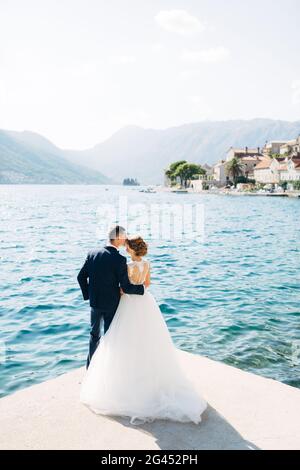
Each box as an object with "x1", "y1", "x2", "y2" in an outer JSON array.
[{"x1": 0, "y1": 185, "x2": 300, "y2": 397}]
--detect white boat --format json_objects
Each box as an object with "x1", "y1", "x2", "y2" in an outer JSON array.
[
  {"x1": 171, "y1": 189, "x2": 188, "y2": 194},
  {"x1": 140, "y1": 186, "x2": 156, "y2": 193}
]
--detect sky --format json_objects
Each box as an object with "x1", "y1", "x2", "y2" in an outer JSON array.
[{"x1": 0, "y1": 0, "x2": 300, "y2": 149}]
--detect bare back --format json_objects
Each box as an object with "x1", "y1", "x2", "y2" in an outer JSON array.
[{"x1": 127, "y1": 260, "x2": 150, "y2": 285}]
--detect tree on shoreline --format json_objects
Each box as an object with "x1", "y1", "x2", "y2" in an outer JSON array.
[
  {"x1": 123, "y1": 178, "x2": 140, "y2": 186},
  {"x1": 165, "y1": 161, "x2": 206, "y2": 187},
  {"x1": 226, "y1": 158, "x2": 244, "y2": 186},
  {"x1": 165, "y1": 160, "x2": 187, "y2": 185}
]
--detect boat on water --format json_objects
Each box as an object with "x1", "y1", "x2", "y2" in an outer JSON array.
[
  {"x1": 171, "y1": 189, "x2": 188, "y2": 194},
  {"x1": 139, "y1": 186, "x2": 157, "y2": 193}
]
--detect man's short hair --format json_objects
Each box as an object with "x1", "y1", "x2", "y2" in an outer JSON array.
[{"x1": 108, "y1": 225, "x2": 126, "y2": 241}]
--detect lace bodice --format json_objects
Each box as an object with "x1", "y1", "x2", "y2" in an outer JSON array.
[{"x1": 128, "y1": 260, "x2": 150, "y2": 285}]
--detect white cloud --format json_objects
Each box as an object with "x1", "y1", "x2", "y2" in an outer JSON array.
[
  {"x1": 291, "y1": 80, "x2": 300, "y2": 105},
  {"x1": 155, "y1": 10, "x2": 205, "y2": 35},
  {"x1": 182, "y1": 47, "x2": 230, "y2": 63},
  {"x1": 110, "y1": 55, "x2": 137, "y2": 65}
]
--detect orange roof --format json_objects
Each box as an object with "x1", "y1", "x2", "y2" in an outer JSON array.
[{"x1": 254, "y1": 158, "x2": 272, "y2": 170}]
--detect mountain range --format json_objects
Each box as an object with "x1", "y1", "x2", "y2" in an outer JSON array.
[
  {"x1": 0, "y1": 130, "x2": 109, "y2": 184},
  {"x1": 1, "y1": 119, "x2": 300, "y2": 184}
]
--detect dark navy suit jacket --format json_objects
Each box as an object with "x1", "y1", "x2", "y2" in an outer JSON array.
[{"x1": 77, "y1": 246, "x2": 144, "y2": 311}]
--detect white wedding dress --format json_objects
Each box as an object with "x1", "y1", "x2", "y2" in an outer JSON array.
[{"x1": 80, "y1": 260, "x2": 207, "y2": 425}]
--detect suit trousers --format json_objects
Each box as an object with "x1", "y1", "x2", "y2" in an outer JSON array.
[{"x1": 87, "y1": 307, "x2": 116, "y2": 368}]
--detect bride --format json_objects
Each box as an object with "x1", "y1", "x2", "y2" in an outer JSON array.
[{"x1": 80, "y1": 235, "x2": 207, "y2": 425}]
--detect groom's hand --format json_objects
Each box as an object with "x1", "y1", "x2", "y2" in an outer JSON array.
[{"x1": 120, "y1": 288, "x2": 124, "y2": 296}]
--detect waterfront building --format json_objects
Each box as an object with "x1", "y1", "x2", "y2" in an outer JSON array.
[
  {"x1": 226, "y1": 146, "x2": 263, "y2": 162},
  {"x1": 279, "y1": 136, "x2": 300, "y2": 157},
  {"x1": 262, "y1": 141, "x2": 288, "y2": 157}
]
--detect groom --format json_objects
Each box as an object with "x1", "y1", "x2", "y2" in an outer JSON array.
[{"x1": 77, "y1": 225, "x2": 144, "y2": 368}]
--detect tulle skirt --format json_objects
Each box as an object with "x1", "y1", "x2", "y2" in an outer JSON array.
[{"x1": 80, "y1": 291, "x2": 207, "y2": 424}]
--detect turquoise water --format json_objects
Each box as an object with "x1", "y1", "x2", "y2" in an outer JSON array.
[{"x1": 0, "y1": 185, "x2": 300, "y2": 397}]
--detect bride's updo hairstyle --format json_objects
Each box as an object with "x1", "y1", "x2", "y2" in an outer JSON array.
[{"x1": 126, "y1": 235, "x2": 148, "y2": 257}]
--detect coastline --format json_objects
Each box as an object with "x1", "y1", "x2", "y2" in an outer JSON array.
[
  {"x1": 1, "y1": 350, "x2": 300, "y2": 450},
  {"x1": 160, "y1": 186, "x2": 300, "y2": 198},
  {"x1": 212, "y1": 191, "x2": 300, "y2": 198}
]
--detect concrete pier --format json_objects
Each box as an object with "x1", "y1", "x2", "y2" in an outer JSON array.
[{"x1": 1, "y1": 350, "x2": 300, "y2": 450}]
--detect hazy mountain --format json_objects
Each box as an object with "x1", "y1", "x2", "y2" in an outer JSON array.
[
  {"x1": 64, "y1": 119, "x2": 300, "y2": 184},
  {"x1": 0, "y1": 130, "x2": 110, "y2": 184},
  {"x1": 2, "y1": 119, "x2": 300, "y2": 185}
]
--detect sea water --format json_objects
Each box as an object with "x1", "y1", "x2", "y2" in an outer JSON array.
[{"x1": 0, "y1": 185, "x2": 299, "y2": 397}]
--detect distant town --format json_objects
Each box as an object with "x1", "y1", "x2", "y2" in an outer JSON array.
[{"x1": 164, "y1": 135, "x2": 300, "y2": 196}]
